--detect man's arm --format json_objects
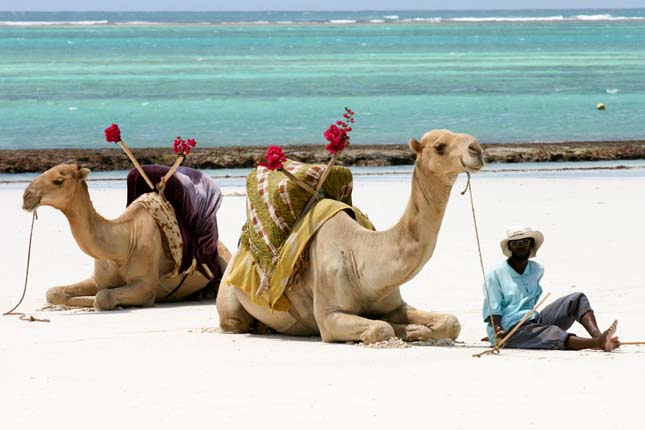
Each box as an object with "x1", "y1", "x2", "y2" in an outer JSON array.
[{"x1": 490, "y1": 315, "x2": 506, "y2": 340}]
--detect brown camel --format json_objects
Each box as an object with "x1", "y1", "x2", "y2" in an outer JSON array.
[
  {"x1": 217, "y1": 129, "x2": 484, "y2": 343},
  {"x1": 22, "y1": 164, "x2": 230, "y2": 310}
]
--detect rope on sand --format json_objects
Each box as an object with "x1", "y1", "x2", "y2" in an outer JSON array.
[{"x1": 2, "y1": 211, "x2": 49, "y2": 323}]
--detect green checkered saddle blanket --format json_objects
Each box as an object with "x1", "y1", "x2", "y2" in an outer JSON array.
[{"x1": 239, "y1": 160, "x2": 354, "y2": 289}]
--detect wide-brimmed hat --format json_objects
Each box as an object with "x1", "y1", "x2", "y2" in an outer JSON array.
[{"x1": 500, "y1": 225, "x2": 544, "y2": 258}]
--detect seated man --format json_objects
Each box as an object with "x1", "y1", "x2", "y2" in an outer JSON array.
[{"x1": 482, "y1": 225, "x2": 620, "y2": 351}]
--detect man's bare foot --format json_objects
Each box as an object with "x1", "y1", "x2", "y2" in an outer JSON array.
[
  {"x1": 611, "y1": 336, "x2": 621, "y2": 350},
  {"x1": 596, "y1": 320, "x2": 619, "y2": 352}
]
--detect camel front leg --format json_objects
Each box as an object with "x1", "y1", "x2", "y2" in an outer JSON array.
[
  {"x1": 46, "y1": 277, "x2": 99, "y2": 307},
  {"x1": 94, "y1": 277, "x2": 157, "y2": 310},
  {"x1": 395, "y1": 305, "x2": 462, "y2": 340},
  {"x1": 390, "y1": 323, "x2": 436, "y2": 342},
  {"x1": 318, "y1": 312, "x2": 396, "y2": 343}
]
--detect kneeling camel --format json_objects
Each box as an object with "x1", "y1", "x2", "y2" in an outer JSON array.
[
  {"x1": 22, "y1": 164, "x2": 230, "y2": 310},
  {"x1": 217, "y1": 129, "x2": 484, "y2": 343}
]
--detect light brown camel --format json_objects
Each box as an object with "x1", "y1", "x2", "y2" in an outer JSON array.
[
  {"x1": 22, "y1": 164, "x2": 230, "y2": 310},
  {"x1": 217, "y1": 129, "x2": 484, "y2": 343}
]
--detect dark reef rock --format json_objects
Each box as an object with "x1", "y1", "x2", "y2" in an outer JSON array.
[{"x1": 1, "y1": 140, "x2": 644, "y2": 173}]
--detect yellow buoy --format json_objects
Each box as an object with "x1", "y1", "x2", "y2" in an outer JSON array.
[{"x1": 597, "y1": 103, "x2": 606, "y2": 110}]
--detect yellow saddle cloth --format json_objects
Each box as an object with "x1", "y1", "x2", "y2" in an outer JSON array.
[{"x1": 222, "y1": 198, "x2": 374, "y2": 311}]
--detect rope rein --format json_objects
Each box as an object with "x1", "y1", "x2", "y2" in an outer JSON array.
[
  {"x1": 3, "y1": 211, "x2": 49, "y2": 323},
  {"x1": 461, "y1": 172, "x2": 498, "y2": 351}
]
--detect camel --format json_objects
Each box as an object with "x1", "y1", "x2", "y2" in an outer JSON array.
[
  {"x1": 217, "y1": 129, "x2": 484, "y2": 343},
  {"x1": 22, "y1": 164, "x2": 230, "y2": 310}
]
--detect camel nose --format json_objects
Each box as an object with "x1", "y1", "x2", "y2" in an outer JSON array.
[
  {"x1": 467, "y1": 142, "x2": 484, "y2": 168},
  {"x1": 22, "y1": 187, "x2": 38, "y2": 210},
  {"x1": 468, "y1": 142, "x2": 482, "y2": 155}
]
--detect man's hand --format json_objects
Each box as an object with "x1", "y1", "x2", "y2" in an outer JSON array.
[{"x1": 494, "y1": 326, "x2": 507, "y2": 342}]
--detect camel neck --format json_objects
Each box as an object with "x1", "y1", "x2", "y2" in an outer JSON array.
[
  {"x1": 61, "y1": 183, "x2": 129, "y2": 260},
  {"x1": 369, "y1": 165, "x2": 454, "y2": 289}
]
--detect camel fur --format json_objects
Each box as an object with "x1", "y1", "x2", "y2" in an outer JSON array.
[
  {"x1": 217, "y1": 129, "x2": 484, "y2": 343},
  {"x1": 22, "y1": 164, "x2": 230, "y2": 310}
]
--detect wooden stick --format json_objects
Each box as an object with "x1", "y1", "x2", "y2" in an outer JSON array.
[
  {"x1": 315, "y1": 151, "x2": 341, "y2": 193},
  {"x1": 299, "y1": 151, "x2": 341, "y2": 219},
  {"x1": 117, "y1": 140, "x2": 154, "y2": 190},
  {"x1": 279, "y1": 168, "x2": 316, "y2": 195},
  {"x1": 201, "y1": 263, "x2": 214, "y2": 280},
  {"x1": 620, "y1": 342, "x2": 645, "y2": 345},
  {"x1": 158, "y1": 155, "x2": 184, "y2": 193},
  {"x1": 473, "y1": 292, "x2": 551, "y2": 358}
]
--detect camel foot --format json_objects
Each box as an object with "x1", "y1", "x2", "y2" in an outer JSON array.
[
  {"x1": 360, "y1": 322, "x2": 396, "y2": 344},
  {"x1": 400, "y1": 324, "x2": 434, "y2": 342},
  {"x1": 597, "y1": 320, "x2": 620, "y2": 352}
]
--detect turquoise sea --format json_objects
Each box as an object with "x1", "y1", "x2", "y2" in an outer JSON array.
[{"x1": 1, "y1": 9, "x2": 645, "y2": 150}]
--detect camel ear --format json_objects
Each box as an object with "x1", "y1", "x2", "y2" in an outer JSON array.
[
  {"x1": 409, "y1": 138, "x2": 423, "y2": 154},
  {"x1": 77, "y1": 168, "x2": 91, "y2": 181}
]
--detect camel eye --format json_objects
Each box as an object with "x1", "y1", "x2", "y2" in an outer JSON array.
[
  {"x1": 53, "y1": 178, "x2": 64, "y2": 186},
  {"x1": 434, "y1": 143, "x2": 447, "y2": 155}
]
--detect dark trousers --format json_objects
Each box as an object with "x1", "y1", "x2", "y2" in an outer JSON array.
[{"x1": 504, "y1": 292, "x2": 593, "y2": 350}]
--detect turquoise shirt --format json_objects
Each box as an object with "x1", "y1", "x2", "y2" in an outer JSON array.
[{"x1": 482, "y1": 260, "x2": 544, "y2": 344}]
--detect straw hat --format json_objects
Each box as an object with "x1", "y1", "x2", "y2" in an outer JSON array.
[{"x1": 500, "y1": 225, "x2": 544, "y2": 258}]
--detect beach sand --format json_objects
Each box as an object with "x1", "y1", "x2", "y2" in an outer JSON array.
[{"x1": 0, "y1": 167, "x2": 643, "y2": 429}]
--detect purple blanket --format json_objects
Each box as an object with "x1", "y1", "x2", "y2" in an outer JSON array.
[{"x1": 126, "y1": 165, "x2": 223, "y2": 285}]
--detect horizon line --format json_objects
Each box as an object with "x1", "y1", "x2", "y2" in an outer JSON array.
[{"x1": 1, "y1": 7, "x2": 643, "y2": 13}]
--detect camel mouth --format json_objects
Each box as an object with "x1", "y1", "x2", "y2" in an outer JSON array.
[
  {"x1": 22, "y1": 196, "x2": 41, "y2": 212},
  {"x1": 466, "y1": 163, "x2": 484, "y2": 173},
  {"x1": 461, "y1": 158, "x2": 484, "y2": 173},
  {"x1": 22, "y1": 202, "x2": 40, "y2": 212}
]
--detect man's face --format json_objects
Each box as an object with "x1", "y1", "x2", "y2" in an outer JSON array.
[{"x1": 508, "y1": 238, "x2": 534, "y2": 260}]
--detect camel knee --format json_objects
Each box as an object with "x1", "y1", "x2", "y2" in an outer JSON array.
[
  {"x1": 46, "y1": 287, "x2": 68, "y2": 305},
  {"x1": 94, "y1": 290, "x2": 117, "y2": 310},
  {"x1": 140, "y1": 290, "x2": 156, "y2": 306},
  {"x1": 220, "y1": 317, "x2": 253, "y2": 334}
]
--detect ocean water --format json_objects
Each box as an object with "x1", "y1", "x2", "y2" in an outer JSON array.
[{"x1": 1, "y1": 9, "x2": 645, "y2": 150}]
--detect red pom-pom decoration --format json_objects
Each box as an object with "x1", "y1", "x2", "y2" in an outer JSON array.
[
  {"x1": 104, "y1": 123, "x2": 121, "y2": 143},
  {"x1": 258, "y1": 145, "x2": 287, "y2": 170},
  {"x1": 173, "y1": 136, "x2": 197, "y2": 156},
  {"x1": 323, "y1": 107, "x2": 355, "y2": 154}
]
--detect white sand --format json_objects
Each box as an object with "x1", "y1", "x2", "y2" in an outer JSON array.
[{"x1": 1, "y1": 167, "x2": 644, "y2": 429}]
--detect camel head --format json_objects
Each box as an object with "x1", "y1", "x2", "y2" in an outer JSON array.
[
  {"x1": 409, "y1": 129, "x2": 484, "y2": 185},
  {"x1": 23, "y1": 164, "x2": 91, "y2": 212}
]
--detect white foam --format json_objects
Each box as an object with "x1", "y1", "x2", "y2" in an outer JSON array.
[
  {"x1": 0, "y1": 20, "x2": 109, "y2": 26},
  {"x1": 606, "y1": 88, "x2": 620, "y2": 94},
  {"x1": 409, "y1": 17, "x2": 443, "y2": 23},
  {"x1": 115, "y1": 21, "x2": 170, "y2": 25},
  {"x1": 329, "y1": 20, "x2": 357, "y2": 24},
  {"x1": 449, "y1": 16, "x2": 565, "y2": 22},
  {"x1": 369, "y1": 19, "x2": 385, "y2": 23},
  {"x1": 383, "y1": 15, "x2": 399, "y2": 20},
  {"x1": 446, "y1": 14, "x2": 644, "y2": 23}
]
